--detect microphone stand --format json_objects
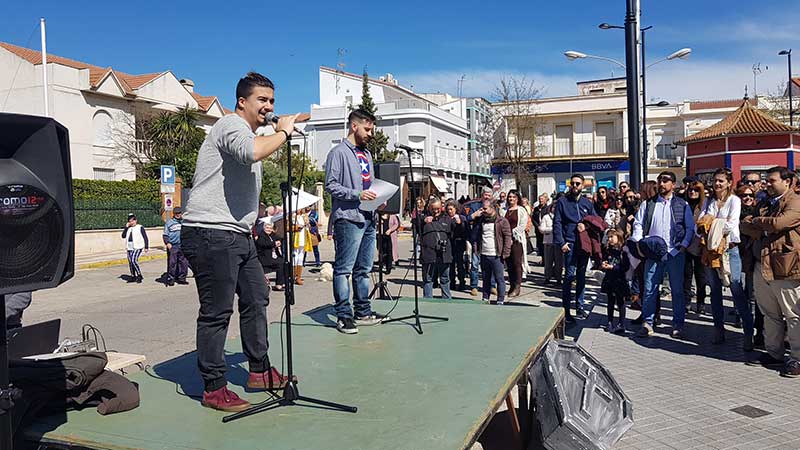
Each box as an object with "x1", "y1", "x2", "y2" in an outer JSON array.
[
  {"x1": 382, "y1": 148, "x2": 449, "y2": 334},
  {"x1": 223, "y1": 133, "x2": 357, "y2": 423}
]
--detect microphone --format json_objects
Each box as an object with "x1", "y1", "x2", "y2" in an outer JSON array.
[
  {"x1": 266, "y1": 112, "x2": 305, "y2": 136},
  {"x1": 394, "y1": 142, "x2": 421, "y2": 153}
]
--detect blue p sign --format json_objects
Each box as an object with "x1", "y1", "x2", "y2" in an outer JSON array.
[{"x1": 161, "y1": 165, "x2": 175, "y2": 184}]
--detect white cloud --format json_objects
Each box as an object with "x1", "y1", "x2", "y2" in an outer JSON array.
[
  {"x1": 397, "y1": 58, "x2": 790, "y2": 105},
  {"x1": 397, "y1": 69, "x2": 580, "y2": 100},
  {"x1": 646, "y1": 59, "x2": 787, "y2": 102}
]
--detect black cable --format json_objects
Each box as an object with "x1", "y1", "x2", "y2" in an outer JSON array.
[{"x1": 383, "y1": 252, "x2": 414, "y2": 318}]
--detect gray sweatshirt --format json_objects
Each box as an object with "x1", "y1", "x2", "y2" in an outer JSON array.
[
  {"x1": 325, "y1": 139, "x2": 374, "y2": 224},
  {"x1": 183, "y1": 114, "x2": 262, "y2": 234}
]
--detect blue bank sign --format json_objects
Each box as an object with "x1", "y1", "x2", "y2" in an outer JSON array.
[{"x1": 491, "y1": 159, "x2": 630, "y2": 175}]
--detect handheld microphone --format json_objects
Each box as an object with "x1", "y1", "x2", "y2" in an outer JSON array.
[
  {"x1": 266, "y1": 112, "x2": 305, "y2": 136},
  {"x1": 394, "y1": 142, "x2": 421, "y2": 153}
]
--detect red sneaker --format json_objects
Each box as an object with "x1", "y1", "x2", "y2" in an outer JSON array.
[
  {"x1": 201, "y1": 386, "x2": 251, "y2": 412},
  {"x1": 247, "y1": 367, "x2": 298, "y2": 391}
]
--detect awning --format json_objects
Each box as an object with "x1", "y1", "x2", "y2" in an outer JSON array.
[
  {"x1": 429, "y1": 174, "x2": 451, "y2": 194},
  {"x1": 468, "y1": 172, "x2": 493, "y2": 179}
]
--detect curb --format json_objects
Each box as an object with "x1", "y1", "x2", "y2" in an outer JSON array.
[{"x1": 78, "y1": 253, "x2": 167, "y2": 271}]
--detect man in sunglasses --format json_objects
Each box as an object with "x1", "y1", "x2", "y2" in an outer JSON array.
[
  {"x1": 632, "y1": 171, "x2": 695, "y2": 339},
  {"x1": 553, "y1": 173, "x2": 596, "y2": 323},
  {"x1": 743, "y1": 172, "x2": 768, "y2": 203}
]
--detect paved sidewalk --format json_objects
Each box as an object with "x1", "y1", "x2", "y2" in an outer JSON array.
[{"x1": 515, "y1": 262, "x2": 800, "y2": 450}]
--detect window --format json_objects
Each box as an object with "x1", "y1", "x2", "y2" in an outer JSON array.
[
  {"x1": 92, "y1": 110, "x2": 113, "y2": 147},
  {"x1": 615, "y1": 87, "x2": 627, "y2": 93},
  {"x1": 589, "y1": 88, "x2": 604, "y2": 94},
  {"x1": 93, "y1": 167, "x2": 115, "y2": 181},
  {"x1": 554, "y1": 125, "x2": 573, "y2": 156},
  {"x1": 594, "y1": 122, "x2": 615, "y2": 154}
]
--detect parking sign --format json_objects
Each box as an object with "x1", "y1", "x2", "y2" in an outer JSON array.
[{"x1": 161, "y1": 165, "x2": 175, "y2": 185}]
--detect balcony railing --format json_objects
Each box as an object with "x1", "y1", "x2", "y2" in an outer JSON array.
[
  {"x1": 521, "y1": 138, "x2": 625, "y2": 158},
  {"x1": 134, "y1": 139, "x2": 153, "y2": 157}
]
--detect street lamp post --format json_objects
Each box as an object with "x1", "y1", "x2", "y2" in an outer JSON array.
[
  {"x1": 779, "y1": 49, "x2": 793, "y2": 126},
  {"x1": 595, "y1": 23, "x2": 691, "y2": 182},
  {"x1": 623, "y1": 0, "x2": 642, "y2": 188}
]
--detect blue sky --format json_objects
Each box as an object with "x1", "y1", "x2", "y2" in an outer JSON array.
[{"x1": 3, "y1": 0, "x2": 798, "y2": 113}]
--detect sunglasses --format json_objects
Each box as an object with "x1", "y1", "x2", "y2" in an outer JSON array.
[
  {"x1": 744, "y1": 180, "x2": 760, "y2": 185},
  {"x1": 688, "y1": 188, "x2": 701, "y2": 193},
  {"x1": 741, "y1": 194, "x2": 755, "y2": 199},
  {"x1": 658, "y1": 177, "x2": 675, "y2": 184},
  {"x1": 571, "y1": 182, "x2": 583, "y2": 187}
]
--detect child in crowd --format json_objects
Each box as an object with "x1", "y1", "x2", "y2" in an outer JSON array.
[{"x1": 600, "y1": 229, "x2": 630, "y2": 334}]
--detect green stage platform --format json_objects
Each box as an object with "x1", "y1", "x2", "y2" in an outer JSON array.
[{"x1": 24, "y1": 298, "x2": 563, "y2": 450}]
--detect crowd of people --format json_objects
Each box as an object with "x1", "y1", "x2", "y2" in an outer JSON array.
[{"x1": 396, "y1": 166, "x2": 800, "y2": 378}]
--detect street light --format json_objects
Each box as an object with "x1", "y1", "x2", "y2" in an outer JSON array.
[
  {"x1": 564, "y1": 50, "x2": 626, "y2": 69},
  {"x1": 598, "y1": 22, "x2": 690, "y2": 180},
  {"x1": 779, "y1": 49, "x2": 793, "y2": 126}
]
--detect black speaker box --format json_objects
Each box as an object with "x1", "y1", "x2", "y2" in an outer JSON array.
[
  {"x1": 375, "y1": 162, "x2": 402, "y2": 215},
  {"x1": 0, "y1": 113, "x2": 74, "y2": 294}
]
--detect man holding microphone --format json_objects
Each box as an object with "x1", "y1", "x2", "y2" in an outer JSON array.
[
  {"x1": 181, "y1": 72, "x2": 298, "y2": 412},
  {"x1": 325, "y1": 108, "x2": 387, "y2": 334}
]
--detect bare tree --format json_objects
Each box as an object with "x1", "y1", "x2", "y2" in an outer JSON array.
[
  {"x1": 103, "y1": 108, "x2": 155, "y2": 177},
  {"x1": 491, "y1": 76, "x2": 543, "y2": 188},
  {"x1": 759, "y1": 80, "x2": 795, "y2": 125}
]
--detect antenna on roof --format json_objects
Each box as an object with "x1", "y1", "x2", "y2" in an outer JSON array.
[
  {"x1": 335, "y1": 48, "x2": 347, "y2": 95},
  {"x1": 752, "y1": 63, "x2": 768, "y2": 99},
  {"x1": 744, "y1": 84, "x2": 749, "y2": 100}
]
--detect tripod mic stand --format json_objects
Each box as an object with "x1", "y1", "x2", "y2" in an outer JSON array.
[
  {"x1": 369, "y1": 213, "x2": 396, "y2": 301},
  {"x1": 223, "y1": 137, "x2": 356, "y2": 423},
  {"x1": 381, "y1": 147, "x2": 448, "y2": 334}
]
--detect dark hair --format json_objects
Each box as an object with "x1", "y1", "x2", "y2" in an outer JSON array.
[
  {"x1": 658, "y1": 171, "x2": 677, "y2": 183},
  {"x1": 235, "y1": 72, "x2": 274, "y2": 106},
  {"x1": 507, "y1": 189, "x2": 520, "y2": 203},
  {"x1": 767, "y1": 166, "x2": 793, "y2": 181},
  {"x1": 710, "y1": 168, "x2": 734, "y2": 201},
  {"x1": 640, "y1": 180, "x2": 658, "y2": 201},
  {"x1": 570, "y1": 173, "x2": 585, "y2": 182},
  {"x1": 348, "y1": 108, "x2": 377, "y2": 127}
]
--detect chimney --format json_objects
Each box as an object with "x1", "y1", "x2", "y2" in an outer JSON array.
[{"x1": 180, "y1": 78, "x2": 194, "y2": 93}]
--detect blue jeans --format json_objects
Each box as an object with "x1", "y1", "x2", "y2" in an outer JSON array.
[
  {"x1": 562, "y1": 244, "x2": 589, "y2": 316},
  {"x1": 423, "y1": 262, "x2": 452, "y2": 299},
  {"x1": 470, "y1": 251, "x2": 481, "y2": 289},
  {"x1": 332, "y1": 218, "x2": 375, "y2": 319},
  {"x1": 643, "y1": 252, "x2": 686, "y2": 328},
  {"x1": 706, "y1": 246, "x2": 754, "y2": 336},
  {"x1": 480, "y1": 255, "x2": 506, "y2": 302}
]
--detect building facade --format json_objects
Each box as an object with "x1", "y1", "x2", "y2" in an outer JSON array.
[
  {"x1": 677, "y1": 98, "x2": 800, "y2": 182},
  {"x1": 0, "y1": 42, "x2": 226, "y2": 181},
  {"x1": 300, "y1": 67, "x2": 470, "y2": 202},
  {"x1": 491, "y1": 77, "x2": 742, "y2": 198}
]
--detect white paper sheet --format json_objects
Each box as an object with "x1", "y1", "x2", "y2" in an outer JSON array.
[{"x1": 359, "y1": 178, "x2": 399, "y2": 212}]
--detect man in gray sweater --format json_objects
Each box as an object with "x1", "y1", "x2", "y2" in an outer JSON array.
[
  {"x1": 325, "y1": 109, "x2": 387, "y2": 334},
  {"x1": 181, "y1": 72, "x2": 298, "y2": 412}
]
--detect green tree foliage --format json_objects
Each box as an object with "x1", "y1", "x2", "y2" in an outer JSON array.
[
  {"x1": 72, "y1": 179, "x2": 161, "y2": 229},
  {"x1": 139, "y1": 107, "x2": 206, "y2": 184},
  {"x1": 260, "y1": 144, "x2": 328, "y2": 210},
  {"x1": 359, "y1": 70, "x2": 397, "y2": 163}
]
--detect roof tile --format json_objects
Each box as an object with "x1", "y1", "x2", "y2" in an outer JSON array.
[{"x1": 677, "y1": 99, "x2": 797, "y2": 144}]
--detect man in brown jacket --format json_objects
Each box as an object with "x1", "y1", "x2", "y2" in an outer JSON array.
[
  {"x1": 742, "y1": 166, "x2": 800, "y2": 377},
  {"x1": 471, "y1": 200, "x2": 513, "y2": 304}
]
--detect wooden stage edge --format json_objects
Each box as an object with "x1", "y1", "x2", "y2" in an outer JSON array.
[{"x1": 23, "y1": 298, "x2": 565, "y2": 450}]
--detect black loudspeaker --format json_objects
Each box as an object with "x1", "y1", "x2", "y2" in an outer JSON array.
[
  {"x1": 528, "y1": 339, "x2": 633, "y2": 450},
  {"x1": 375, "y1": 161, "x2": 401, "y2": 215},
  {"x1": 0, "y1": 113, "x2": 74, "y2": 295}
]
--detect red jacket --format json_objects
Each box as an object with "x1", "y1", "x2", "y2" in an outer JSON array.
[{"x1": 578, "y1": 215, "x2": 608, "y2": 265}]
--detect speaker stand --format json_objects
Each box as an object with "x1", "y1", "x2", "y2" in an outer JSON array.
[
  {"x1": 1, "y1": 294, "x2": 20, "y2": 450},
  {"x1": 369, "y1": 214, "x2": 396, "y2": 301}
]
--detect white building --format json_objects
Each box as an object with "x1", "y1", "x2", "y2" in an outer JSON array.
[
  {"x1": 492, "y1": 77, "x2": 742, "y2": 197},
  {"x1": 300, "y1": 67, "x2": 470, "y2": 202},
  {"x1": 0, "y1": 42, "x2": 227, "y2": 181},
  {"x1": 424, "y1": 95, "x2": 498, "y2": 197}
]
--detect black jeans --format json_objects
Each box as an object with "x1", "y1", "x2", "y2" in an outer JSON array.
[
  {"x1": 181, "y1": 226, "x2": 270, "y2": 392},
  {"x1": 450, "y1": 240, "x2": 467, "y2": 287}
]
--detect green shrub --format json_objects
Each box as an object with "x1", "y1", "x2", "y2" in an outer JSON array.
[{"x1": 73, "y1": 179, "x2": 162, "y2": 230}]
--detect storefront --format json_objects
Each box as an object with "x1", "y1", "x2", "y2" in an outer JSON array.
[{"x1": 492, "y1": 156, "x2": 630, "y2": 198}]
